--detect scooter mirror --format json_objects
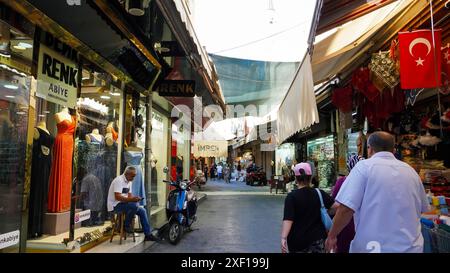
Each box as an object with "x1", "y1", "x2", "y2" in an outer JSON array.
[{"x1": 163, "y1": 166, "x2": 169, "y2": 174}]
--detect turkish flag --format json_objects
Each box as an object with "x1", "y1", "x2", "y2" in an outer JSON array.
[{"x1": 399, "y1": 29, "x2": 441, "y2": 89}]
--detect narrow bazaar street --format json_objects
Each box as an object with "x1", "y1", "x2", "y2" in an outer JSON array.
[{"x1": 143, "y1": 179, "x2": 285, "y2": 253}]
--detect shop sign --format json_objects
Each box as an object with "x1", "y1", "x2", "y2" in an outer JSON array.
[
  {"x1": 36, "y1": 45, "x2": 78, "y2": 108},
  {"x1": 193, "y1": 141, "x2": 228, "y2": 158},
  {"x1": 0, "y1": 230, "x2": 20, "y2": 250},
  {"x1": 0, "y1": 56, "x2": 32, "y2": 75},
  {"x1": 156, "y1": 80, "x2": 195, "y2": 97},
  {"x1": 74, "y1": 210, "x2": 91, "y2": 224}
]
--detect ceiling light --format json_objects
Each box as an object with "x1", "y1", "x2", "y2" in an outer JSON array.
[
  {"x1": 100, "y1": 95, "x2": 111, "y2": 100},
  {"x1": 4, "y1": 84, "x2": 18, "y2": 90},
  {"x1": 38, "y1": 114, "x2": 46, "y2": 117},
  {"x1": 17, "y1": 42, "x2": 32, "y2": 49},
  {"x1": 13, "y1": 45, "x2": 26, "y2": 50},
  {"x1": 44, "y1": 111, "x2": 51, "y2": 114},
  {"x1": 127, "y1": 0, "x2": 145, "y2": 16},
  {"x1": 0, "y1": 52, "x2": 10, "y2": 58},
  {"x1": 16, "y1": 111, "x2": 26, "y2": 115},
  {"x1": 110, "y1": 92, "x2": 121, "y2": 96},
  {"x1": 5, "y1": 95, "x2": 15, "y2": 98}
]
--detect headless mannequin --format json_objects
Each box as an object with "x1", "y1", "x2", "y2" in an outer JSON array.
[
  {"x1": 151, "y1": 153, "x2": 157, "y2": 168},
  {"x1": 34, "y1": 121, "x2": 50, "y2": 140},
  {"x1": 125, "y1": 142, "x2": 142, "y2": 152},
  {"x1": 54, "y1": 107, "x2": 72, "y2": 124},
  {"x1": 86, "y1": 128, "x2": 103, "y2": 143},
  {"x1": 105, "y1": 122, "x2": 115, "y2": 146}
]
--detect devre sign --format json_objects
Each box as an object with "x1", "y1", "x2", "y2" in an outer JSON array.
[
  {"x1": 36, "y1": 45, "x2": 78, "y2": 108},
  {"x1": 193, "y1": 141, "x2": 228, "y2": 158}
]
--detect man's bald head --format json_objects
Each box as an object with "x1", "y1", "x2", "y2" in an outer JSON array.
[{"x1": 367, "y1": 131, "x2": 395, "y2": 153}]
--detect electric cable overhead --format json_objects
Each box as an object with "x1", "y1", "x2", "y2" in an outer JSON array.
[{"x1": 212, "y1": 21, "x2": 307, "y2": 54}]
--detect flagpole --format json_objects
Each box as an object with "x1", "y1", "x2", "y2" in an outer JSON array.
[{"x1": 429, "y1": 0, "x2": 444, "y2": 138}]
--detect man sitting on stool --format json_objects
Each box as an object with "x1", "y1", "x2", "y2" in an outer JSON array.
[{"x1": 107, "y1": 166, "x2": 158, "y2": 241}]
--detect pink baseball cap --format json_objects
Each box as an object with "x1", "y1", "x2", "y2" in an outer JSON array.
[{"x1": 293, "y1": 163, "x2": 312, "y2": 176}]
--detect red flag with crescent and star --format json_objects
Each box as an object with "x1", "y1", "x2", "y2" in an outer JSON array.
[{"x1": 398, "y1": 29, "x2": 441, "y2": 89}]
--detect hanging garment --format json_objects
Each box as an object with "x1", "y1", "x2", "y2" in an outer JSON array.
[
  {"x1": 87, "y1": 133, "x2": 105, "y2": 145},
  {"x1": 111, "y1": 127, "x2": 118, "y2": 141},
  {"x1": 47, "y1": 115, "x2": 76, "y2": 213},
  {"x1": 80, "y1": 174, "x2": 103, "y2": 212},
  {"x1": 332, "y1": 86, "x2": 353, "y2": 113},
  {"x1": 150, "y1": 166, "x2": 159, "y2": 206},
  {"x1": 352, "y1": 67, "x2": 370, "y2": 92},
  {"x1": 124, "y1": 150, "x2": 146, "y2": 206},
  {"x1": 28, "y1": 128, "x2": 54, "y2": 238}
]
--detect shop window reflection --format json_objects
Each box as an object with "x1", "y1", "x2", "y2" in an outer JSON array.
[{"x1": 75, "y1": 67, "x2": 122, "y2": 226}]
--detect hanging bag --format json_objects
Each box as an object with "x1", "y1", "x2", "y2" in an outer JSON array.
[{"x1": 315, "y1": 188, "x2": 332, "y2": 231}]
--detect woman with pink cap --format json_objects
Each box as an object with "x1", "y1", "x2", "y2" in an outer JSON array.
[{"x1": 281, "y1": 162, "x2": 335, "y2": 253}]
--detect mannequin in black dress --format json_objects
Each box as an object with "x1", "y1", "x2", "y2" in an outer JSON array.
[{"x1": 28, "y1": 121, "x2": 54, "y2": 238}]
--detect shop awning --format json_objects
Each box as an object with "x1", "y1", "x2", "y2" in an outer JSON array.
[
  {"x1": 311, "y1": 0, "x2": 426, "y2": 85},
  {"x1": 277, "y1": 54, "x2": 319, "y2": 144},
  {"x1": 316, "y1": 0, "x2": 398, "y2": 35}
]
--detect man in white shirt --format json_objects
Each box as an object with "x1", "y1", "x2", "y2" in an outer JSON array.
[
  {"x1": 217, "y1": 164, "x2": 223, "y2": 180},
  {"x1": 325, "y1": 131, "x2": 430, "y2": 253},
  {"x1": 107, "y1": 166, "x2": 158, "y2": 241}
]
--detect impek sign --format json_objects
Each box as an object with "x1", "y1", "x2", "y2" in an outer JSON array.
[
  {"x1": 37, "y1": 45, "x2": 78, "y2": 108},
  {"x1": 193, "y1": 141, "x2": 228, "y2": 158}
]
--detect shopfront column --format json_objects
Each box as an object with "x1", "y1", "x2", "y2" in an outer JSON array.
[{"x1": 144, "y1": 91, "x2": 152, "y2": 218}]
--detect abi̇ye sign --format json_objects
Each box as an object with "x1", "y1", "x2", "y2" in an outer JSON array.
[{"x1": 37, "y1": 44, "x2": 78, "y2": 108}]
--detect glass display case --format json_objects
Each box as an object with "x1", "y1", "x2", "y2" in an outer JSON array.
[
  {"x1": 348, "y1": 130, "x2": 359, "y2": 157},
  {"x1": 275, "y1": 143, "x2": 295, "y2": 176},
  {"x1": 307, "y1": 135, "x2": 335, "y2": 189}
]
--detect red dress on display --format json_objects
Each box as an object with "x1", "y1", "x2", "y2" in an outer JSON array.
[{"x1": 47, "y1": 115, "x2": 76, "y2": 213}]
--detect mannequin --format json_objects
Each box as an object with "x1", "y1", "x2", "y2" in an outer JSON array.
[
  {"x1": 48, "y1": 106, "x2": 76, "y2": 213},
  {"x1": 105, "y1": 122, "x2": 117, "y2": 146},
  {"x1": 54, "y1": 107, "x2": 72, "y2": 124},
  {"x1": 150, "y1": 153, "x2": 158, "y2": 206},
  {"x1": 86, "y1": 128, "x2": 104, "y2": 144},
  {"x1": 124, "y1": 142, "x2": 145, "y2": 206},
  {"x1": 34, "y1": 121, "x2": 50, "y2": 140},
  {"x1": 125, "y1": 142, "x2": 143, "y2": 151},
  {"x1": 28, "y1": 119, "x2": 54, "y2": 238}
]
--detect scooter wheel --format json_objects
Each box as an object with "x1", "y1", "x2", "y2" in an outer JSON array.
[{"x1": 168, "y1": 221, "x2": 182, "y2": 245}]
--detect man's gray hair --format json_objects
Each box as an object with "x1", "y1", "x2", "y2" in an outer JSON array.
[
  {"x1": 124, "y1": 166, "x2": 137, "y2": 175},
  {"x1": 367, "y1": 131, "x2": 395, "y2": 153}
]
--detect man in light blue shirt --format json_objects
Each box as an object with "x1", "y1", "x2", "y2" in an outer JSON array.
[{"x1": 325, "y1": 131, "x2": 430, "y2": 253}]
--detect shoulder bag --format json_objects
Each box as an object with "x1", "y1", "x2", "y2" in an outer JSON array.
[{"x1": 315, "y1": 188, "x2": 332, "y2": 231}]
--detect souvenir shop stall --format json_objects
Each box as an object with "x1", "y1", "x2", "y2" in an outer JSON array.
[
  {"x1": 307, "y1": 135, "x2": 335, "y2": 190},
  {"x1": 330, "y1": 26, "x2": 450, "y2": 252}
]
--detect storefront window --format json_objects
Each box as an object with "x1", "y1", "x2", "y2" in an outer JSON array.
[
  {"x1": 151, "y1": 109, "x2": 169, "y2": 208},
  {"x1": 347, "y1": 130, "x2": 359, "y2": 157},
  {"x1": 307, "y1": 135, "x2": 335, "y2": 189},
  {"x1": 0, "y1": 20, "x2": 33, "y2": 252},
  {"x1": 26, "y1": 59, "x2": 124, "y2": 249},
  {"x1": 275, "y1": 143, "x2": 295, "y2": 176},
  {"x1": 75, "y1": 66, "x2": 123, "y2": 228},
  {"x1": 172, "y1": 123, "x2": 190, "y2": 180},
  {"x1": 123, "y1": 97, "x2": 169, "y2": 209}
]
